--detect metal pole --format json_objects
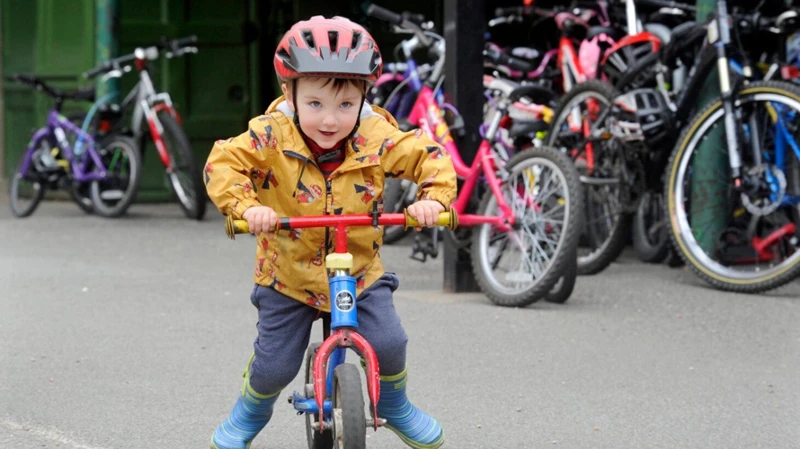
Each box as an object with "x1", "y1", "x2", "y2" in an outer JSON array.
[
  {"x1": 690, "y1": 0, "x2": 728, "y2": 254},
  {"x1": 442, "y1": 0, "x2": 484, "y2": 293}
]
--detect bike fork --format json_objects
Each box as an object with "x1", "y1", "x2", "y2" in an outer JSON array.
[{"x1": 712, "y1": 0, "x2": 743, "y2": 180}]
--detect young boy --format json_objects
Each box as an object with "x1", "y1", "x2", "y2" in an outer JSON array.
[{"x1": 204, "y1": 16, "x2": 457, "y2": 449}]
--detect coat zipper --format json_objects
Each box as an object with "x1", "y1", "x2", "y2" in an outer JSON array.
[{"x1": 324, "y1": 178, "x2": 332, "y2": 258}]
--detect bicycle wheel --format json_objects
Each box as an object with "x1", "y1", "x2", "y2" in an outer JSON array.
[
  {"x1": 546, "y1": 80, "x2": 632, "y2": 275},
  {"x1": 382, "y1": 179, "x2": 417, "y2": 244},
  {"x1": 151, "y1": 111, "x2": 207, "y2": 220},
  {"x1": 89, "y1": 135, "x2": 142, "y2": 217},
  {"x1": 471, "y1": 145, "x2": 583, "y2": 307},
  {"x1": 665, "y1": 81, "x2": 800, "y2": 292},
  {"x1": 331, "y1": 363, "x2": 366, "y2": 449},
  {"x1": 544, "y1": 247, "x2": 578, "y2": 304},
  {"x1": 632, "y1": 191, "x2": 670, "y2": 263},
  {"x1": 65, "y1": 113, "x2": 95, "y2": 214},
  {"x1": 305, "y1": 343, "x2": 333, "y2": 449},
  {"x1": 9, "y1": 153, "x2": 46, "y2": 218}
]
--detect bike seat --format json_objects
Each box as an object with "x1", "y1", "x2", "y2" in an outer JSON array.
[
  {"x1": 508, "y1": 119, "x2": 549, "y2": 138},
  {"x1": 509, "y1": 47, "x2": 541, "y2": 64},
  {"x1": 586, "y1": 25, "x2": 623, "y2": 41},
  {"x1": 507, "y1": 84, "x2": 557, "y2": 105}
]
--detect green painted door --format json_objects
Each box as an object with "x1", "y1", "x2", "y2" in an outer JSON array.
[
  {"x1": 1, "y1": 0, "x2": 94, "y2": 179},
  {"x1": 119, "y1": 0, "x2": 259, "y2": 201}
]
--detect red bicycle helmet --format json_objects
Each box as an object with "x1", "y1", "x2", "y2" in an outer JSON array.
[{"x1": 274, "y1": 16, "x2": 383, "y2": 83}]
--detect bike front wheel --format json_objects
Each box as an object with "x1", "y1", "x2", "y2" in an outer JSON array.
[
  {"x1": 382, "y1": 179, "x2": 417, "y2": 244},
  {"x1": 471, "y1": 145, "x2": 583, "y2": 307},
  {"x1": 150, "y1": 111, "x2": 207, "y2": 220},
  {"x1": 546, "y1": 80, "x2": 633, "y2": 275},
  {"x1": 666, "y1": 81, "x2": 800, "y2": 292},
  {"x1": 331, "y1": 363, "x2": 366, "y2": 449},
  {"x1": 305, "y1": 343, "x2": 333, "y2": 449},
  {"x1": 9, "y1": 154, "x2": 46, "y2": 218},
  {"x1": 90, "y1": 135, "x2": 142, "y2": 217}
]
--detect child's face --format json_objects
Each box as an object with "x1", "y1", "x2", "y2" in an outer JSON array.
[{"x1": 283, "y1": 78, "x2": 363, "y2": 149}]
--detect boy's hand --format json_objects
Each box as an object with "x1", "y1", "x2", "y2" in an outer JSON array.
[
  {"x1": 242, "y1": 206, "x2": 278, "y2": 236},
  {"x1": 407, "y1": 200, "x2": 445, "y2": 231}
]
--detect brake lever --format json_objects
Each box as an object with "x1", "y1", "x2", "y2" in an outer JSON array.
[{"x1": 100, "y1": 67, "x2": 129, "y2": 83}]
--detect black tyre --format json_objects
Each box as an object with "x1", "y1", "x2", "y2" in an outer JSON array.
[
  {"x1": 9, "y1": 155, "x2": 46, "y2": 218},
  {"x1": 382, "y1": 179, "x2": 417, "y2": 244},
  {"x1": 69, "y1": 182, "x2": 94, "y2": 214},
  {"x1": 331, "y1": 363, "x2": 366, "y2": 449},
  {"x1": 632, "y1": 192, "x2": 670, "y2": 263},
  {"x1": 89, "y1": 135, "x2": 142, "y2": 217},
  {"x1": 305, "y1": 343, "x2": 333, "y2": 449},
  {"x1": 665, "y1": 81, "x2": 800, "y2": 292},
  {"x1": 152, "y1": 111, "x2": 207, "y2": 220},
  {"x1": 544, "y1": 247, "x2": 578, "y2": 304},
  {"x1": 546, "y1": 80, "x2": 632, "y2": 275},
  {"x1": 471, "y1": 146, "x2": 583, "y2": 307}
]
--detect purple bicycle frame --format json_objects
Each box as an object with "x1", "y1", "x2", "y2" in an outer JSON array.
[
  {"x1": 376, "y1": 59, "x2": 428, "y2": 120},
  {"x1": 19, "y1": 110, "x2": 108, "y2": 182}
]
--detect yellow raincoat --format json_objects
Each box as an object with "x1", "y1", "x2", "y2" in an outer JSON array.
[{"x1": 205, "y1": 96, "x2": 457, "y2": 311}]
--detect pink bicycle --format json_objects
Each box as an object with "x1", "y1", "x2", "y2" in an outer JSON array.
[{"x1": 369, "y1": 4, "x2": 584, "y2": 306}]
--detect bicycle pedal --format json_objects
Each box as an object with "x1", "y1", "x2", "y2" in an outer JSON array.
[{"x1": 409, "y1": 249, "x2": 428, "y2": 263}]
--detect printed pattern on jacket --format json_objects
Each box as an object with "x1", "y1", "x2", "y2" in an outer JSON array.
[{"x1": 205, "y1": 96, "x2": 457, "y2": 311}]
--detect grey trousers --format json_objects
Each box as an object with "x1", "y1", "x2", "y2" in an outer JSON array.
[{"x1": 247, "y1": 272, "x2": 408, "y2": 395}]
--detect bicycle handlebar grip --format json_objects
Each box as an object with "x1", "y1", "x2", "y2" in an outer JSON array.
[
  {"x1": 403, "y1": 209, "x2": 459, "y2": 231},
  {"x1": 11, "y1": 74, "x2": 38, "y2": 85},
  {"x1": 225, "y1": 215, "x2": 251, "y2": 240},
  {"x1": 484, "y1": 46, "x2": 534, "y2": 72},
  {"x1": 401, "y1": 11, "x2": 427, "y2": 25},
  {"x1": 636, "y1": 0, "x2": 696, "y2": 12},
  {"x1": 172, "y1": 35, "x2": 198, "y2": 48},
  {"x1": 84, "y1": 63, "x2": 111, "y2": 79},
  {"x1": 495, "y1": 6, "x2": 532, "y2": 17},
  {"x1": 367, "y1": 4, "x2": 404, "y2": 25}
]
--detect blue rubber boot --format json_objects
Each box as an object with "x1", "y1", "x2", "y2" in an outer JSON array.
[
  {"x1": 377, "y1": 368, "x2": 444, "y2": 449},
  {"x1": 210, "y1": 355, "x2": 280, "y2": 449}
]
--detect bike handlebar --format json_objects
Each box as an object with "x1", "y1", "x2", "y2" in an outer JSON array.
[
  {"x1": 484, "y1": 45, "x2": 534, "y2": 73},
  {"x1": 634, "y1": 0, "x2": 696, "y2": 13},
  {"x1": 225, "y1": 210, "x2": 458, "y2": 240},
  {"x1": 367, "y1": 4, "x2": 433, "y2": 47},
  {"x1": 6, "y1": 74, "x2": 60, "y2": 97},
  {"x1": 83, "y1": 53, "x2": 138, "y2": 79},
  {"x1": 494, "y1": 5, "x2": 555, "y2": 18},
  {"x1": 83, "y1": 35, "x2": 198, "y2": 79}
]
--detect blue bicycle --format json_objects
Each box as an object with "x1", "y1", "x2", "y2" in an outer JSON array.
[
  {"x1": 6, "y1": 74, "x2": 141, "y2": 218},
  {"x1": 225, "y1": 207, "x2": 457, "y2": 448}
]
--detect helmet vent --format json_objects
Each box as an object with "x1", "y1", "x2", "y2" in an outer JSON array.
[
  {"x1": 328, "y1": 30, "x2": 339, "y2": 51},
  {"x1": 351, "y1": 31, "x2": 362, "y2": 50},
  {"x1": 302, "y1": 30, "x2": 316, "y2": 49},
  {"x1": 277, "y1": 47, "x2": 290, "y2": 61}
]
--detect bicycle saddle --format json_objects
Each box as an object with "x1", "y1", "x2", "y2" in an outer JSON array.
[
  {"x1": 507, "y1": 83, "x2": 557, "y2": 105},
  {"x1": 586, "y1": 25, "x2": 624, "y2": 41},
  {"x1": 508, "y1": 119, "x2": 549, "y2": 138}
]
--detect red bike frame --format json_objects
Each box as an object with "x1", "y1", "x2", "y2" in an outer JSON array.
[
  {"x1": 227, "y1": 211, "x2": 456, "y2": 428},
  {"x1": 407, "y1": 85, "x2": 515, "y2": 229}
]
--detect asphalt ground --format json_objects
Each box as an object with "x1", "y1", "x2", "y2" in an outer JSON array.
[{"x1": 1, "y1": 200, "x2": 798, "y2": 449}]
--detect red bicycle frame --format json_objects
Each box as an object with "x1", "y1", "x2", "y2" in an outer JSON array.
[
  {"x1": 407, "y1": 85, "x2": 516, "y2": 230},
  {"x1": 226, "y1": 211, "x2": 457, "y2": 429}
]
